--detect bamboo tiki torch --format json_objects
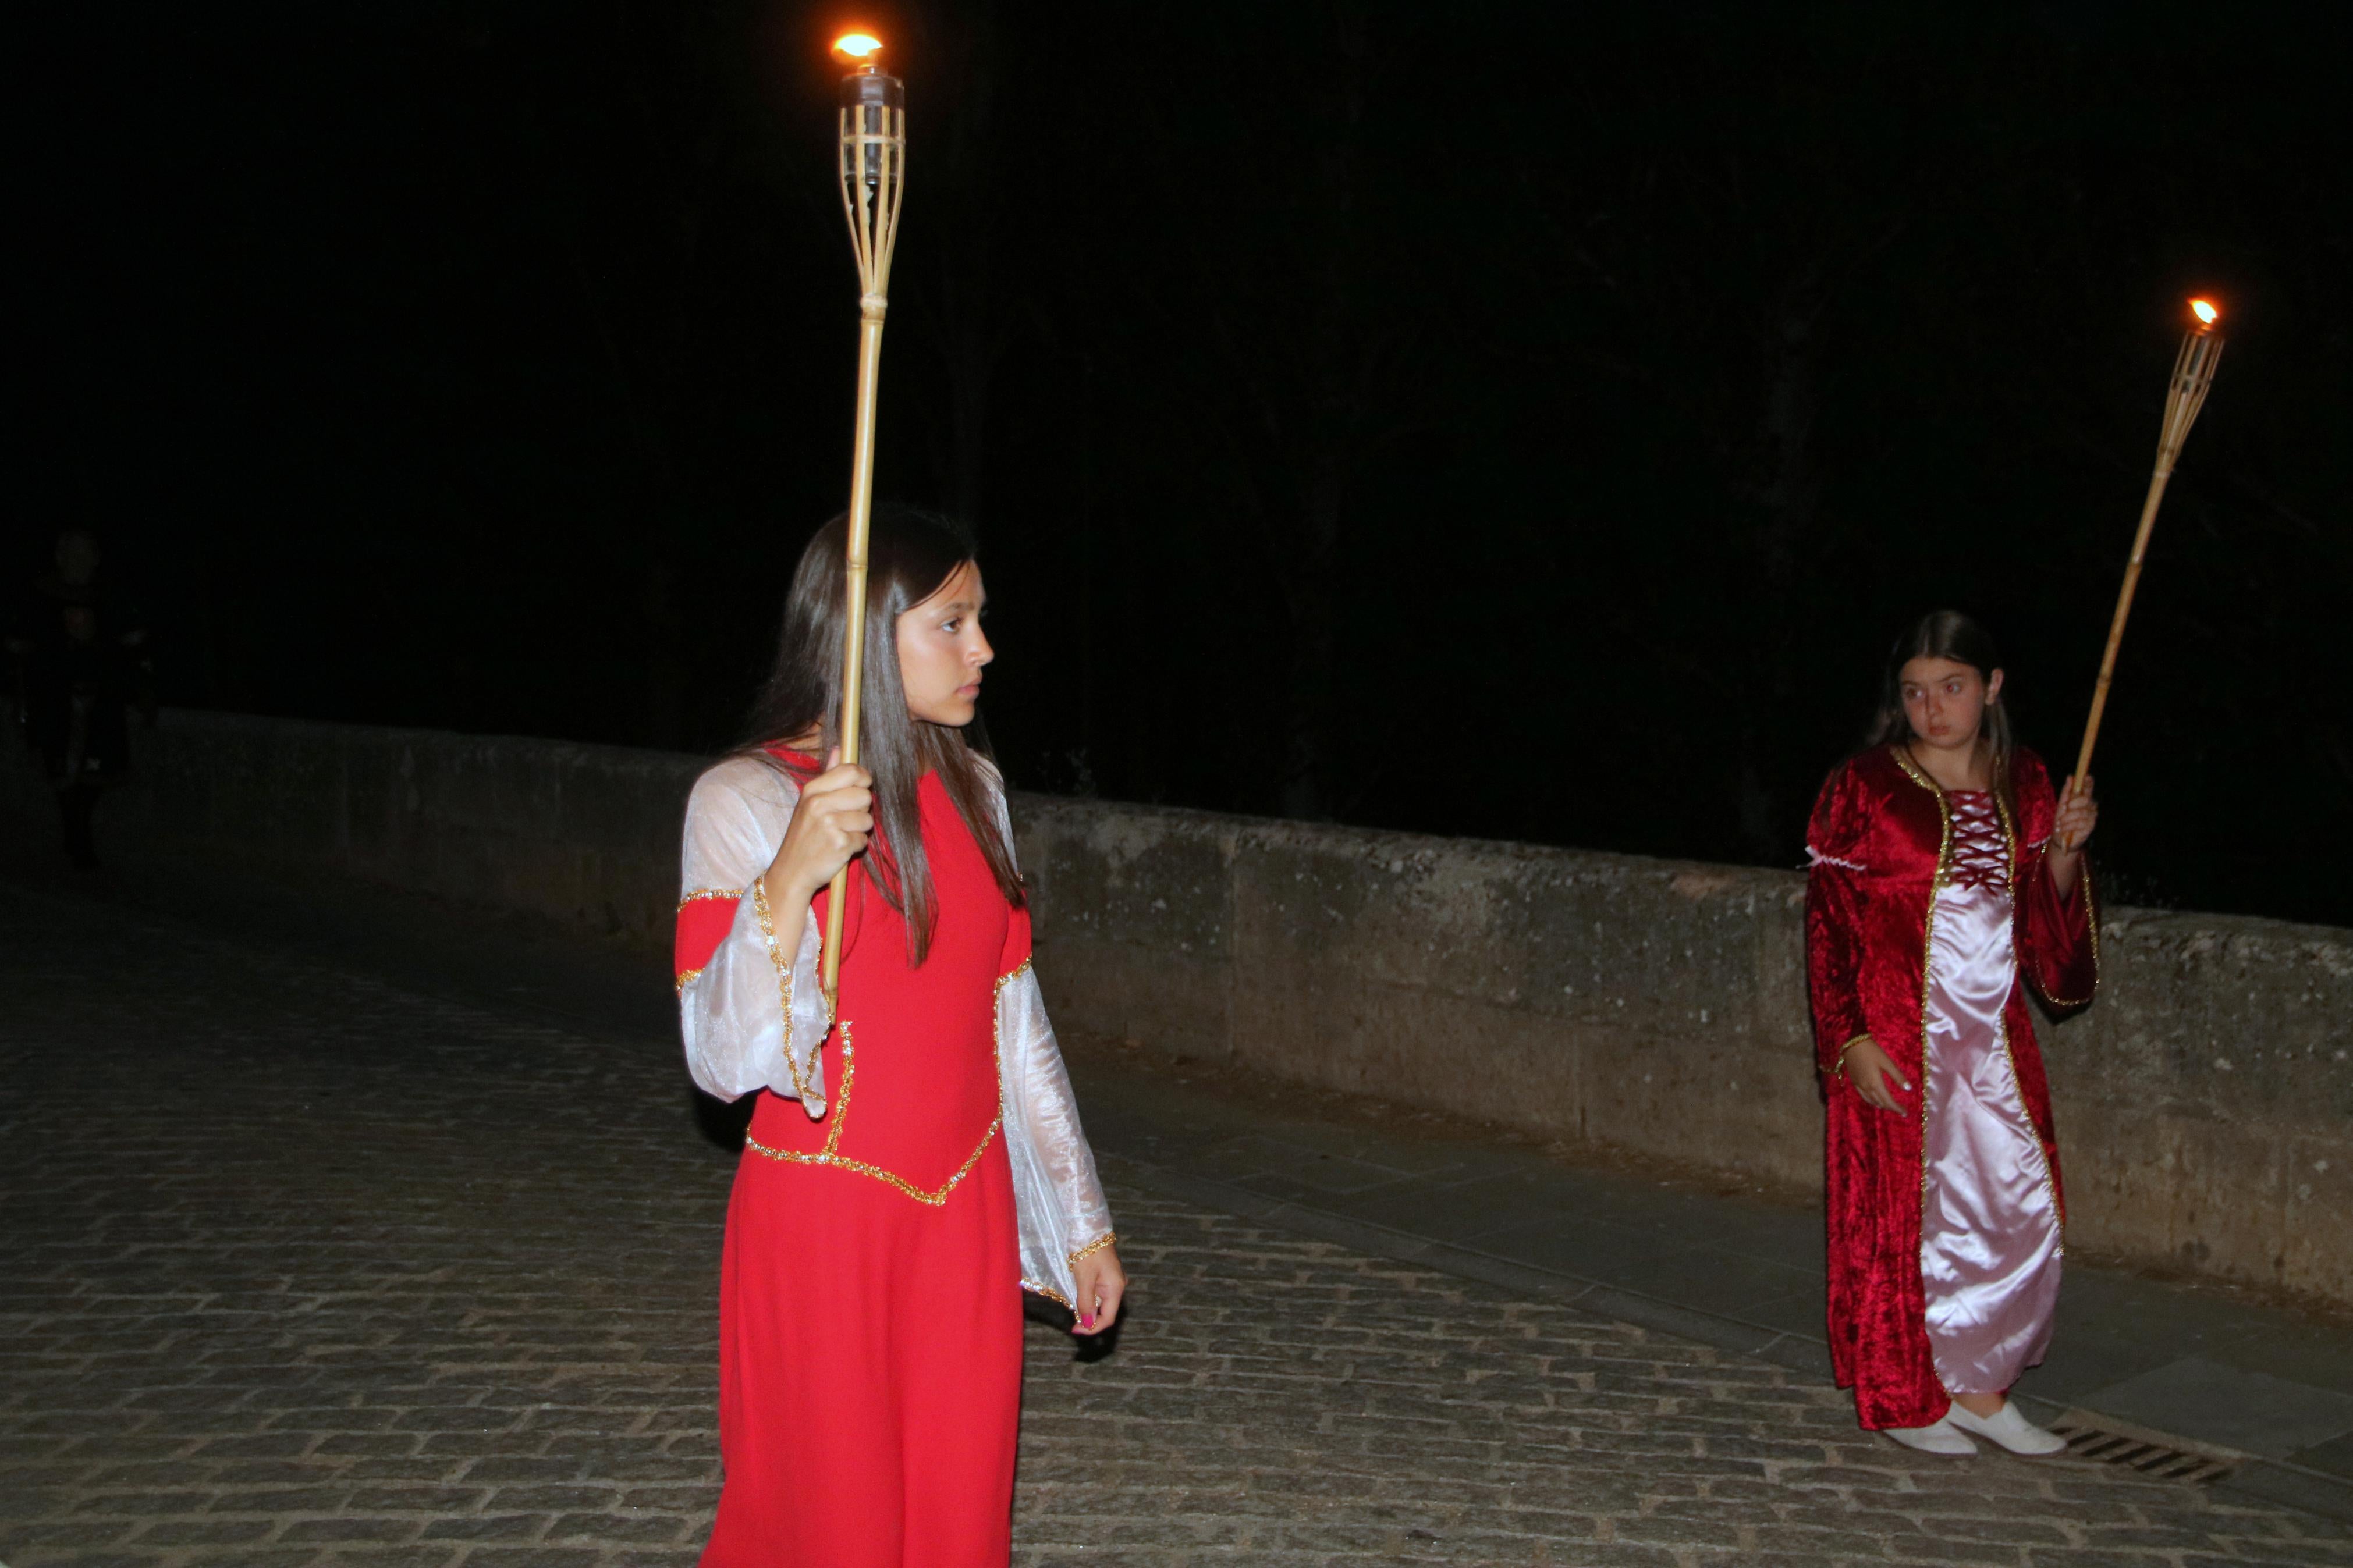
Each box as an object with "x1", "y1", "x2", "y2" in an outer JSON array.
[
  {"x1": 822, "y1": 33, "x2": 907, "y2": 1013},
  {"x1": 2066, "y1": 297, "x2": 2224, "y2": 846}
]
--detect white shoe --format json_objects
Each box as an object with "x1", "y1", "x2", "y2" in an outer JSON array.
[
  {"x1": 1945, "y1": 1400, "x2": 2068, "y2": 1455},
  {"x1": 1882, "y1": 1416, "x2": 1978, "y2": 1456}
]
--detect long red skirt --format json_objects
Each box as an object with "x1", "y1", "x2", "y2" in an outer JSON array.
[{"x1": 700, "y1": 1136, "x2": 1023, "y2": 1567}]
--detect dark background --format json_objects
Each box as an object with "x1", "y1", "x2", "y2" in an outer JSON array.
[{"x1": 15, "y1": 1, "x2": 2351, "y2": 925}]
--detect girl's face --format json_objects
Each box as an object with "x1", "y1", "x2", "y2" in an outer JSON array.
[
  {"x1": 896, "y1": 560, "x2": 992, "y2": 727},
  {"x1": 1899, "y1": 656, "x2": 2003, "y2": 753}
]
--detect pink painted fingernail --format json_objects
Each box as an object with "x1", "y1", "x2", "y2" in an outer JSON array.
[{"x1": 1079, "y1": 1314, "x2": 1094, "y2": 1331}]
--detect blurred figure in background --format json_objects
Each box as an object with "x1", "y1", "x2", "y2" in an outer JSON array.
[{"x1": 5, "y1": 529, "x2": 154, "y2": 869}]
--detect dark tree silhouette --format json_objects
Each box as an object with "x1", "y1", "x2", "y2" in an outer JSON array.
[{"x1": 15, "y1": 0, "x2": 2351, "y2": 923}]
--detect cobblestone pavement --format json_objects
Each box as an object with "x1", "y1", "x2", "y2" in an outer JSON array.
[{"x1": 4, "y1": 876, "x2": 2350, "y2": 1567}]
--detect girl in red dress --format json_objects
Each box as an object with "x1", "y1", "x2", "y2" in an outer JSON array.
[
  {"x1": 674, "y1": 507, "x2": 1126, "y2": 1566},
  {"x1": 1806, "y1": 610, "x2": 2099, "y2": 1458}
]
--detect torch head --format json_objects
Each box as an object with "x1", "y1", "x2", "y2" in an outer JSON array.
[
  {"x1": 834, "y1": 29, "x2": 904, "y2": 179},
  {"x1": 2188, "y1": 297, "x2": 2221, "y2": 335},
  {"x1": 833, "y1": 30, "x2": 905, "y2": 296}
]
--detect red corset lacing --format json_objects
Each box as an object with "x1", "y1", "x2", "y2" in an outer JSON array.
[{"x1": 1946, "y1": 791, "x2": 2010, "y2": 895}]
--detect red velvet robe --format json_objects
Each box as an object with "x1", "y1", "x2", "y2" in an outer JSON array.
[{"x1": 1805, "y1": 743, "x2": 2099, "y2": 1430}]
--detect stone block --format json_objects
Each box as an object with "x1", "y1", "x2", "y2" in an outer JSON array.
[
  {"x1": 1578, "y1": 1018, "x2": 1820, "y2": 1190},
  {"x1": 1022, "y1": 795, "x2": 1234, "y2": 963},
  {"x1": 2061, "y1": 1107, "x2": 2288, "y2": 1288},
  {"x1": 2285, "y1": 1133, "x2": 2353, "y2": 1304},
  {"x1": 1233, "y1": 972, "x2": 1582, "y2": 1135},
  {"x1": 1036, "y1": 935, "x2": 1229, "y2": 1062}
]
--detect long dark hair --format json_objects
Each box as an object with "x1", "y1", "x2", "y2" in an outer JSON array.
[
  {"x1": 1861, "y1": 609, "x2": 2017, "y2": 820},
  {"x1": 737, "y1": 504, "x2": 1024, "y2": 965}
]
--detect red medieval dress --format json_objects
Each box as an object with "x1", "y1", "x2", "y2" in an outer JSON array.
[
  {"x1": 1805, "y1": 743, "x2": 2099, "y2": 1431},
  {"x1": 672, "y1": 748, "x2": 1115, "y2": 1567}
]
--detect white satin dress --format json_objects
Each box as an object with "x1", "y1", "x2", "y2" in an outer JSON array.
[{"x1": 1918, "y1": 791, "x2": 2064, "y2": 1395}]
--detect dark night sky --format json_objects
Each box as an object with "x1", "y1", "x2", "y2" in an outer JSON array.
[{"x1": 15, "y1": 2, "x2": 2353, "y2": 926}]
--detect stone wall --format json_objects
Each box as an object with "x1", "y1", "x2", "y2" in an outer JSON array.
[
  {"x1": 17, "y1": 709, "x2": 2348, "y2": 1306},
  {"x1": 1013, "y1": 794, "x2": 2353, "y2": 1310}
]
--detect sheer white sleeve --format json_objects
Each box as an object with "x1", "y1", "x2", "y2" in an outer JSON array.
[
  {"x1": 982, "y1": 768, "x2": 1116, "y2": 1306},
  {"x1": 676, "y1": 757, "x2": 835, "y2": 1117},
  {"x1": 997, "y1": 965, "x2": 1117, "y2": 1305}
]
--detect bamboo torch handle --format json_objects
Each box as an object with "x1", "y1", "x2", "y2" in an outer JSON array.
[
  {"x1": 2071, "y1": 462, "x2": 2174, "y2": 795},
  {"x1": 2067, "y1": 311, "x2": 2222, "y2": 848},
  {"x1": 821, "y1": 310, "x2": 889, "y2": 1014},
  {"x1": 820, "y1": 879, "x2": 851, "y2": 1009}
]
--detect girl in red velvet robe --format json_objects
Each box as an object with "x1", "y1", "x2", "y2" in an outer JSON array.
[
  {"x1": 1807, "y1": 611, "x2": 2099, "y2": 1457},
  {"x1": 675, "y1": 507, "x2": 1126, "y2": 1566}
]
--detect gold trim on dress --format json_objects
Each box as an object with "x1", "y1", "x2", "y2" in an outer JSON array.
[
  {"x1": 2029, "y1": 862, "x2": 2100, "y2": 1010},
  {"x1": 1890, "y1": 744, "x2": 1951, "y2": 1231},
  {"x1": 739, "y1": 952, "x2": 1110, "y2": 1240},
  {"x1": 2012, "y1": 764, "x2": 2100, "y2": 1009},
  {"x1": 678, "y1": 887, "x2": 740, "y2": 908},
  {"x1": 995, "y1": 957, "x2": 1102, "y2": 1288},
  {"x1": 674, "y1": 966, "x2": 704, "y2": 995},
  {"x1": 743, "y1": 1024, "x2": 1006, "y2": 1206},
  {"x1": 993, "y1": 960, "x2": 1031, "y2": 1100},
  {"x1": 749, "y1": 879, "x2": 816, "y2": 1107},
  {"x1": 1988, "y1": 774, "x2": 2020, "y2": 891}
]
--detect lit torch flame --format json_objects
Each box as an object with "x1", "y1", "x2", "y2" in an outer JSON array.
[
  {"x1": 832, "y1": 31, "x2": 883, "y2": 63},
  {"x1": 2188, "y1": 297, "x2": 2220, "y2": 331}
]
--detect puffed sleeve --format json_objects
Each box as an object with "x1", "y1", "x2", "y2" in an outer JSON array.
[
  {"x1": 675, "y1": 756, "x2": 836, "y2": 1114},
  {"x1": 982, "y1": 769, "x2": 1116, "y2": 1307},
  {"x1": 1805, "y1": 760, "x2": 1875, "y2": 1076},
  {"x1": 2011, "y1": 749, "x2": 2099, "y2": 1011}
]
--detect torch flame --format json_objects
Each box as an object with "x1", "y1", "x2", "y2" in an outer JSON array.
[
  {"x1": 832, "y1": 31, "x2": 883, "y2": 62},
  {"x1": 2189, "y1": 297, "x2": 2220, "y2": 328}
]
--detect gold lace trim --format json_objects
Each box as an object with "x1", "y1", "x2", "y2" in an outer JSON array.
[
  {"x1": 673, "y1": 966, "x2": 704, "y2": 995},
  {"x1": 2031, "y1": 862, "x2": 2100, "y2": 1009},
  {"x1": 743, "y1": 1023, "x2": 1004, "y2": 1206},
  {"x1": 1995, "y1": 767, "x2": 2099, "y2": 1008},
  {"x1": 1066, "y1": 1231, "x2": 1117, "y2": 1268},
  {"x1": 1892, "y1": 746, "x2": 1952, "y2": 1238},
  {"x1": 749, "y1": 880, "x2": 817, "y2": 1107},
  {"x1": 678, "y1": 887, "x2": 739, "y2": 908},
  {"x1": 739, "y1": 957, "x2": 1076, "y2": 1224}
]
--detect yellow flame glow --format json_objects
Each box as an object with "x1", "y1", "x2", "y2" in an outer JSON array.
[
  {"x1": 833, "y1": 32, "x2": 883, "y2": 61},
  {"x1": 2189, "y1": 297, "x2": 2220, "y2": 326}
]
